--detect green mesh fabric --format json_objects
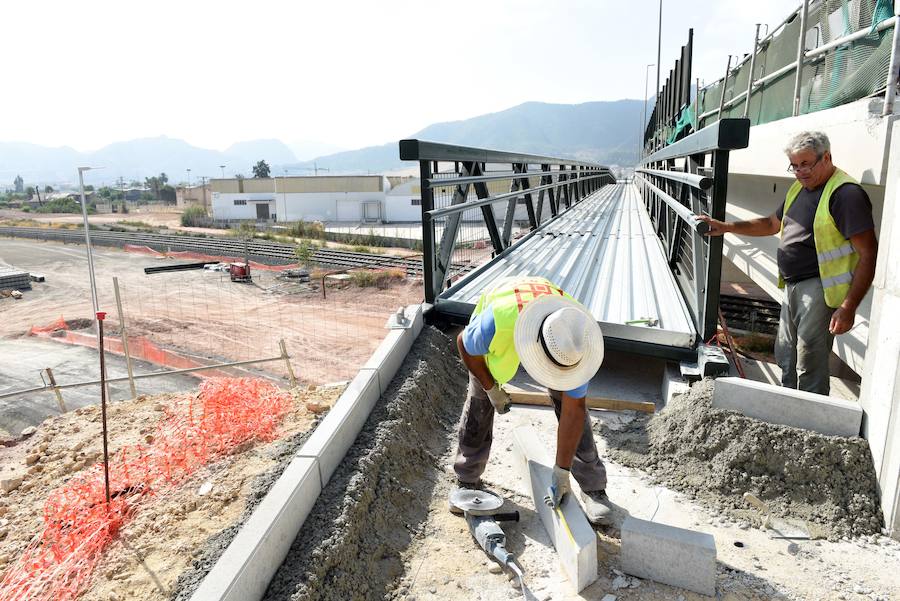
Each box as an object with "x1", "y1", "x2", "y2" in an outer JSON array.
[
  {"x1": 667, "y1": 104, "x2": 697, "y2": 144},
  {"x1": 689, "y1": 0, "x2": 894, "y2": 134}
]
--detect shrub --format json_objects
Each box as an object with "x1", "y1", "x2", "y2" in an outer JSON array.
[
  {"x1": 349, "y1": 268, "x2": 406, "y2": 289},
  {"x1": 286, "y1": 220, "x2": 325, "y2": 239},
  {"x1": 181, "y1": 205, "x2": 208, "y2": 227},
  {"x1": 295, "y1": 240, "x2": 319, "y2": 266}
]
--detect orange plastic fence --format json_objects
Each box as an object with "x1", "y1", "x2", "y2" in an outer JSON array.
[
  {"x1": 28, "y1": 316, "x2": 233, "y2": 379},
  {"x1": 0, "y1": 378, "x2": 292, "y2": 601},
  {"x1": 122, "y1": 244, "x2": 299, "y2": 271},
  {"x1": 27, "y1": 316, "x2": 68, "y2": 336}
]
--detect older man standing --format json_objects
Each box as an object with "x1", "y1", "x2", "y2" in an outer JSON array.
[{"x1": 699, "y1": 131, "x2": 877, "y2": 395}]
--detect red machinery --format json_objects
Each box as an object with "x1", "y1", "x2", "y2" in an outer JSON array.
[{"x1": 229, "y1": 262, "x2": 251, "y2": 283}]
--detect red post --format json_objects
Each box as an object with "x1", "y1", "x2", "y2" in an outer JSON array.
[{"x1": 97, "y1": 311, "x2": 111, "y2": 505}]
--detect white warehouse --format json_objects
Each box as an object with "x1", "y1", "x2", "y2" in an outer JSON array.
[{"x1": 209, "y1": 174, "x2": 536, "y2": 224}]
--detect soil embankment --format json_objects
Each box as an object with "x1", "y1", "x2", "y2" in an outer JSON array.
[{"x1": 599, "y1": 379, "x2": 883, "y2": 540}]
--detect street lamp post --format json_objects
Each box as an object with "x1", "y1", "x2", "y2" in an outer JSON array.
[
  {"x1": 78, "y1": 166, "x2": 101, "y2": 315},
  {"x1": 642, "y1": 63, "x2": 656, "y2": 161},
  {"x1": 219, "y1": 165, "x2": 226, "y2": 179},
  {"x1": 186, "y1": 168, "x2": 191, "y2": 204}
]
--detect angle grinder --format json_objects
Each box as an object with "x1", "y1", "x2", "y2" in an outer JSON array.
[{"x1": 449, "y1": 489, "x2": 523, "y2": 577}]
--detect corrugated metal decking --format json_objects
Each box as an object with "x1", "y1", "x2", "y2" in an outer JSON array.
[{"x1": 440, "y1": 182, "x2": 696, "y2": 349}]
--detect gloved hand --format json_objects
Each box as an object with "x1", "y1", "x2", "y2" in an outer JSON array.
[
  {"x1": 485, "y1": 383, "x2": 511, "y2": 414},
  {"x1": 543, "y1": 465, "x2": 571, "y2": 509}
]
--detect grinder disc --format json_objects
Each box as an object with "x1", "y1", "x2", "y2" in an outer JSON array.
[{"x1": 449, "y1": 488, "x2": 503, "y2": 515}]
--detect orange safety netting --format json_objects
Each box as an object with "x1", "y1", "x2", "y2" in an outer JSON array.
[
  {"x1": 27, "y1": 316, "x2": 68, "y2": 336},
  {"x1": 123, "y1": 244, "x2": 299, "y2": 272},
  {"x1": 0, "y1": 378, "x2": 292, "y2": 601}
]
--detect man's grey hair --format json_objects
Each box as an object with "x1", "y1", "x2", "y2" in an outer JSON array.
[{"x1": 784, "y1": 131, "x2": 830, "y2": 157}]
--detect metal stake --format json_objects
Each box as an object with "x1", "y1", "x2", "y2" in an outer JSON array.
[
  {"x1": 792, "y1": 0, "x2": 810, "y2": 117},
  {"x1": 883, "y1": 16, "x2": 900, "y2": 116},
  {"x1": 279, "y1": 339, "x2": 297, "y2": 388},
  {"x1": 718, "y1": 55, "x2": 733, "y2": 119},
  {"x1": 113, "y1": 277, "x2": 137, "y2": 398},
  {"x1": 97, "y1": 311, "x2": 111, "y2": 505},
  {"x1": 743, "y1": 24, "x2": 761, "y2": 119}
]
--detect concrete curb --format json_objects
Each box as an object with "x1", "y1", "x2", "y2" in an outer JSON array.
[
  {"x1": 712, "y1": 377, "x2": 863, "y2": 437},
  {"x1": 189, "y1": 304, "x2": 424, "y2": 601}
]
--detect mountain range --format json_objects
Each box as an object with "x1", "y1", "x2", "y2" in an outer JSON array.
[{"x1": 1, "y1": 100, "x2": 645, "y2": 188}]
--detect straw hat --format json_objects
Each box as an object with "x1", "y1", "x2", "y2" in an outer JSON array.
[{"x1": 513, "y1": 295, "x2": 604, "y2": 391}]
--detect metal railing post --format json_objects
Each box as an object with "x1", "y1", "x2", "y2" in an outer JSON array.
[
  {"x1": 743, "y1": 24, "x2": 761, "y2": 119},
  {"x1": 883, "y1": 16, "x2": 900, "y2": 116},
  {"x1": 113, "y1": 276, "x2": 137, "y2": 399},
  {"x1": 418, "y1": 159, "x2": 436, "y2": 304},
  {"x1": 792, "y1": 0, "x2": 810, "y2": 117}
]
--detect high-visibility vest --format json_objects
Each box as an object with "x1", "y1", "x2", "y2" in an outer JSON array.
[
  {"x1": 471, "y1": 276, "x2": 569, "y2": 385},
  {"x1": 778, "y1": 168, "x2": 860, "y2": 308}
]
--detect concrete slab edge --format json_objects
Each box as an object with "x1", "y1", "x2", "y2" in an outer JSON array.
[
  {"x1": 189, "y1": 304, "x2": 425, "y2": 601},
  {"x1": 511, "y1": 426, "x2": 598, "y2": 592}
]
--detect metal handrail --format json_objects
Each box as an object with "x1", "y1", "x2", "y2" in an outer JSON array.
[
  {"x1": 633, "y1": 175, "x2": 710, "y2": 234},
  {"x1": 428, "y1": 171, "x2": 612, "y2": 219},
  {"x1": 635, "y1": 168, "x2": 712, "y2": 190},
  {"x1": 399, "y1": 138, "x2": 605, "y2": 167},
  {"x1": 428, "y1": 166, "x2": 605, "y2": 187}
]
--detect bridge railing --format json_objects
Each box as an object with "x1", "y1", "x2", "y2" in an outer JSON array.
[
  {"x1": 636, "y1": 117, "x2": 750, "y2": 343},
  {"x1": 398, "y1": 140, "x2": 615, "y2": 303}
]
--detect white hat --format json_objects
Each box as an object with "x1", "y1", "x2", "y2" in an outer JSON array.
[{"x1": 513, "y1": 295, "x2": 604, "y2": 391}]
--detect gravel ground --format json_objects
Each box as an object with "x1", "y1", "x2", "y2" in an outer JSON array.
[
  {"x1": 261, "y1": 326, "x2": 466, "y2": 601},
  {"x1": 598, "y1": 378, "x2": 883, "y2": 540}
]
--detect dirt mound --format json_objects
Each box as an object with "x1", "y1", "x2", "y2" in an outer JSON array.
[
  {"x1": 259, "y1": 326, "x2": 466, "y2": 601},
  {"x1": 64, "y1": 318, "x2": 93, "y2": 330},
  {"x1": 599, "y1": 379, "x2": 882, "y2": 540}
]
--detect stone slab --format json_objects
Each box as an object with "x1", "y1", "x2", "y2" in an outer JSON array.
[
  {"x1": 512, "y1": 426, "x2": 597, "y2": 592},
  {"x1": 620, "y1": 516, "x2": 716, "y2": 597},
  {"x1": 297, "y1": 367, "x2": 380, "y2": 487},
  {"x1": 189, "y1": 457, "x2": 321, "y2": 601},
  {"x1": 712, "y1": 377, "x2": 862, "y2": 437}
]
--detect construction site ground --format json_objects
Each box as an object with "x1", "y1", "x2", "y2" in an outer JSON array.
[
  {"x1": 0, "y1": 238, "x2": 423, "y2": 415},
  {"x1": 0, "y1": 383, "x2": 342, "y2": 600}
]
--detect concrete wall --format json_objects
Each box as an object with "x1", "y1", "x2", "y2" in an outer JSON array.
[
  {"x1": 721, "y1": 98, "x2": 894, "y2": 375},
  {"x1": 859, "y1": 118, "x2": 900, "y2": 540},
  {"x1": 211, "y1": 191, "x2": 386, "y2": 222},
  {"x1": 210, "y1": 176, "x2": 383, "y2": 195}
]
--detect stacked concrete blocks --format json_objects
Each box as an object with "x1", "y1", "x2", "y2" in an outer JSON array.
[
  {"x1": 511, "y1": 426, "x2": 598, "y2": 592},
  {"x1": 620, "y1": 516, "x2": 717, "y2": 596},
  {"x1": 190, "y1": 304, "x2": 424, "y2": 601},
  {"x1": 712, "y1": 377, "x2": 863, "y2": 437}
]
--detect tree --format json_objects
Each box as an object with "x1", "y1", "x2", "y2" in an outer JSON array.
[
  {"x1": 252, "y1": 160, "x2": 271, "y2": 178},
  {"x1": 44, "y1": 185, "x2": 53, "y2": 193},
  {"x1": 25, "y1": 186, "x2": 35, "y2": 198},
  {"x1": 160, "y1": 185, "x2": 176, "y2": 204}
]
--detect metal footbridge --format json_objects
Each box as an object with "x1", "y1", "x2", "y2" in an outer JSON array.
[{"x1": 400, "y1": 118, "x2": 750, "y2": 363}]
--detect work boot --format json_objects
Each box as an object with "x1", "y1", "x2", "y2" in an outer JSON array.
[
  {"x1": 581, "y1": 489, "x2": 613, "y2": 526},
  {"x1": 448, "y1": 479, "x2": 481, "y2": 515}
]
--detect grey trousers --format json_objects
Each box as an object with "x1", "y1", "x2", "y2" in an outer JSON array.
[
  {"x1": 775, "y1": 278, "x2": 835, "y2": 396},
  {"x1": 453, "y1": 372, "x2": 607, "y2": 491}
]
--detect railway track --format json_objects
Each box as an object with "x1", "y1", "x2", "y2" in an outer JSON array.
[{"x1": 0, "y1": 226, "x2": 461, "y2": 276}]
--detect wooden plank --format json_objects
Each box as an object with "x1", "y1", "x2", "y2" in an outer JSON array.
[{"x1": 505, "y1": 389, "x2": 656, "y2": 414}]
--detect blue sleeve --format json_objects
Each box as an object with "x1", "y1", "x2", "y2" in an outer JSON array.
[
  {"x1": 565, "y1": 382, "x2": 590, "y2": 399},
  {"x1": 461, "y1": 306, "x2": 496, "y2": 356}
]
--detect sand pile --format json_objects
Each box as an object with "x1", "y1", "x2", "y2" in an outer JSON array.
[
  {"x1": 259, "y1": 326, "x2": 466, "y2": 601},
  {"x1": 599, "y1": 379, "x2": 883, "y2": 540}
]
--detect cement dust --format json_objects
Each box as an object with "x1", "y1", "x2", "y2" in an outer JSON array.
[
  {"x1": 0, "y1": 383, "x2": 340, "y2": 601},
  {"x1": 599, "y1": 379, "x2": 882, "y2": 540}
]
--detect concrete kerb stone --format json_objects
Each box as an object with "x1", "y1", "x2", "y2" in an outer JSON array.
[
  {"x1": 364, "y1": 304, "x2": 424, "y2": 396},
  {"x1": 620, "y1": 516, "x2": 717, "y2": 596},
  {"x1": 188, "y1": 305, "x2": 425, "y2": 601},
  {"x1": 511, "y1": 426, "x2": 598, "y2": 592},
  {"x1": 188, "y1": 457, "x2": 321, "y2": 601},
  {"x1": 712, "y1": 377, "x2": 863, "y2": 438}
]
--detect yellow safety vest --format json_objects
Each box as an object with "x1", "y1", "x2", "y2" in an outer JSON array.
[
  {"x1": 778, "y1": 168, "x2": 860, "y2": 308},
  {"x1": 471, "y1": 276, "x2": 568, "y2": 385}
]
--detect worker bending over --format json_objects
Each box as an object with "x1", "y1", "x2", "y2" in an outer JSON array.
[{"x1": 450, "y1": 276, "x2": 612, "y2": 525}]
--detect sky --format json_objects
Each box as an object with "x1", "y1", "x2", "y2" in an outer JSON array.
[{"x1": 1, "y1": 0, "x2": 796, "y2": 153}]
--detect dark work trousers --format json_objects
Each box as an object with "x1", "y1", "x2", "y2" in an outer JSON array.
[{"x1": 453, "y1": 372, "x2": 607, "y2": 491}]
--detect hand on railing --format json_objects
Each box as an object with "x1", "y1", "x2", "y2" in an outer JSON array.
[{"x1": 696, "y1": 215, "x2": 729, "y2": 236}]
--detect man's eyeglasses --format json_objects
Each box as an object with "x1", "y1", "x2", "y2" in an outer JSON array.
[{"x1": 787, "y1": 155, "x2": 822, "y2": 174}]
